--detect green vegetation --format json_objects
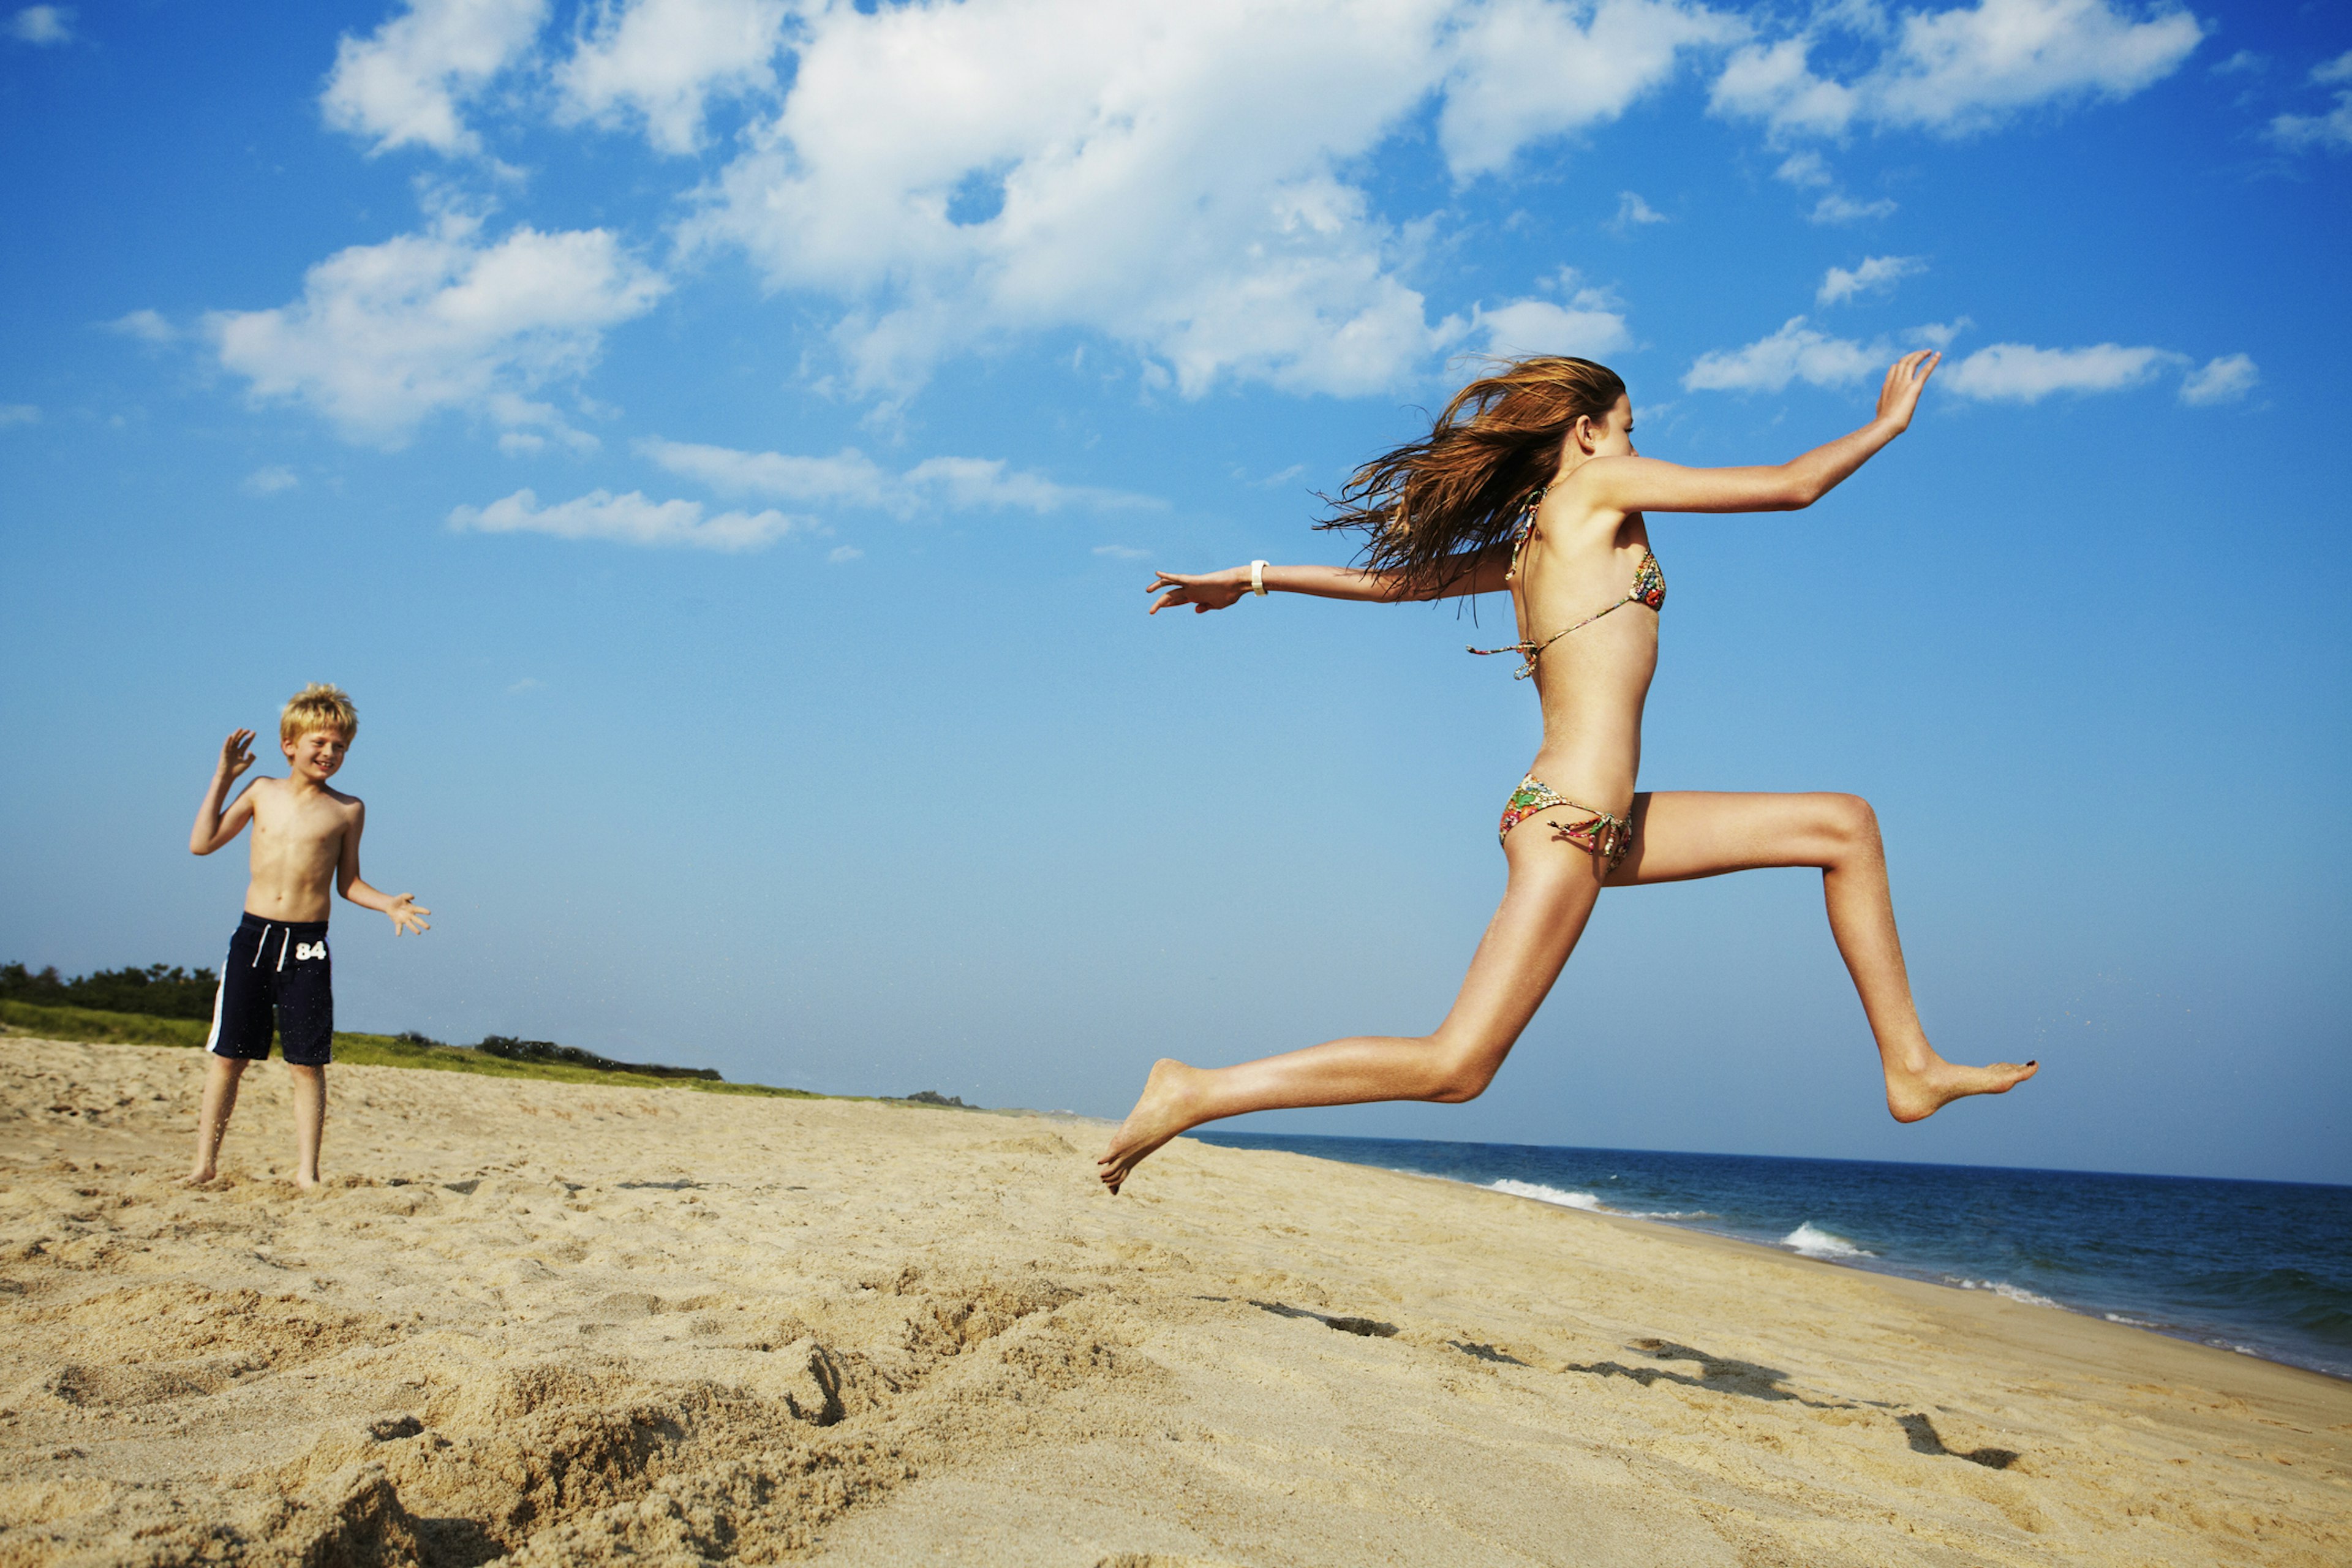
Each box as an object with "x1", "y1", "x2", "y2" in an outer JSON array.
[
  {"x1": 477, "y1": 1034, "x2": 723, "y2": 1082},
  {"x1": 0, "y1": 998, "x2": 821, "y2": 1100},
  {"x1": 1, "y1": 960, "x2": 216, "y2": 1019}
]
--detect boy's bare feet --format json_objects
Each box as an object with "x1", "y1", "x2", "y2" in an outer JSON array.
[
  {"x1": 1885, "y1": 1052, "x2": 2038, "y2": 1123},
  {"x1": 181, "y1": 1165, "x2": 218, "y2": 1186},
  {"x1": 1098, "y1": 1058, "x2": 1204, "y2": 1194}
]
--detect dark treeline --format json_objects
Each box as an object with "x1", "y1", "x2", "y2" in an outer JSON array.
[
  {"x1": 1, "y1": 961, "x2": 216, "y2": 1019},
  {"x1": 5, "y1": 962, "x2": 724, "y2": 1081},
  {"x1": 474, "y1": 1035, "x2": 723, "y2": 1082}
]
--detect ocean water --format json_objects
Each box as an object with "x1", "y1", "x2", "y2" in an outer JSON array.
[{"x1": 1189, "y1": 1133, "x2": 2352, "y2": 1381}]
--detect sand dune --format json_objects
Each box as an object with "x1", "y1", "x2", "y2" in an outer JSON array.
[{"x1": 1, "y1": 1038, "x2": 2345, "y2": 1566}]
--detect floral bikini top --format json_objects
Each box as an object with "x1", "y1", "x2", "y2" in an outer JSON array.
[{"x1": 1468, "y1": 486, "x2": 1665, "y2": 680}]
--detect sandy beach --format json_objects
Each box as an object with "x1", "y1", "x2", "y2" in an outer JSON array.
[{"x1": 1, "y1": 1038, "x2": 2344, "y2": 1567}]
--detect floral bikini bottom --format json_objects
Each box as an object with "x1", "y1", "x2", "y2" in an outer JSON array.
[{"x1": 1498, "y1": 774, "x2": 1635, "y2": 869}]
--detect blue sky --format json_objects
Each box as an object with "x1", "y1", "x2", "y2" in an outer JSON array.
[{"x1": 2, "y1": 0, "x2": 2345, "y2": 1183}]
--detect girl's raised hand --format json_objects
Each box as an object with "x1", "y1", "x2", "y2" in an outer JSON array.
[
  {"x1": 1147, "y1": 569, "x2": 1247, "y2": 615},
  {"x1": 1874, "y1": 350, "x2": 1941, "y2": 435}
]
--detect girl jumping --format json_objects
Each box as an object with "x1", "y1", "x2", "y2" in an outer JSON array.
[{"x1": 1100, "y1": 350, "x2": 2035, "y2": 1193}]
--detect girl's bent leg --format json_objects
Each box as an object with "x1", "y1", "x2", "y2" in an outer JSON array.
[
  {"x1": 1611, "y1": 791, "x2": 2035, "y2": 1122},
  {"x1": 1100, "y1": 839, "x2": 1607, "y2": 1192}
]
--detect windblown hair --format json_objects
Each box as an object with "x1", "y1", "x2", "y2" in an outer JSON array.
[
  {"x1": 280, "y1": 682, "x2": 358, "y2": 744},
  {"x1": 1319, "y1": 356, "x2": 1627, "y2": 591}
]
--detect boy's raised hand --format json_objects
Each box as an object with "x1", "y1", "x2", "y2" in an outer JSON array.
[
  {"x1": 386, "y1": 895, "x2": 432, "y2": 937},
  {"x1": 217, "y1": 728, "x2": 256, "y2": 782}
]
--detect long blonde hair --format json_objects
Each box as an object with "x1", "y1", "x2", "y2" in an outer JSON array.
[{"x1": 1321, "y1": 356, "x2": 1627, "y2": 589}]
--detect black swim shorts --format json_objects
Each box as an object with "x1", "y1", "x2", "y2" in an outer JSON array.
[{"x1": 206, "y1": 912, "x2": 334, "y2": 1066}]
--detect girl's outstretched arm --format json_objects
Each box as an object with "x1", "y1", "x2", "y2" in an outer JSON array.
[
  {"x1": 1148, "y1": 542, "x2": 1512, "y2": 614},
  {"x1": 1585, "y1": 350, "x2": 1939, "y2": 516}
]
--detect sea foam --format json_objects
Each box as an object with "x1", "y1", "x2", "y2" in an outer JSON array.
[
  {"x1": 1490, "y1": 1179, "x2": 1605, "y2": 1210},
  {"x1": 1950, "y1": 1276, "x2": 2060, "y2": 1308},
  {"x1": 1781, "y1": 1221, "x2": 1872, "y2": 1259}
]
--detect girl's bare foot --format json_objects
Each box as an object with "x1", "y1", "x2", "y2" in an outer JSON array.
[
  {"x1": 181, "y1": 1165, "x2": 217, "y2": 1186},
  {"x1": 1885, "y1": 1053, "x2": 2038, "y2": 1123},
  {"x1": 1098, "y1": 1058, "x2": 1203, "y2": 1194}
]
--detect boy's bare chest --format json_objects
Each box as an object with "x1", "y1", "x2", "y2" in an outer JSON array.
[{"x1": 253, "y1": 792, "x2": 349, "y2": 858}]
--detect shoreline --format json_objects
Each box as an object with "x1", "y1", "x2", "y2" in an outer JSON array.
[
  {"x1": 1195, "y1": 1129, "x2": 2352, "y2": 1386},
  {"x1": 6, "y1": 1038, "x2": 2347, "y2": 1566}
]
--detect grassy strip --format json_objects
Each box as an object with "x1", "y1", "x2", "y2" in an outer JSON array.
[{"x1": 0, "y1": 999, "x2": 822, "y2": 1099}]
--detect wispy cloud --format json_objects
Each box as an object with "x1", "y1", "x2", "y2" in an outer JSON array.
[
  {"x1": 210, "y1": 211, "x2": 664, "y2": 448},
  {"x1": 1607, "y1": 190, "x2": 1669, "y2": 234},
  {"x1": 2271, "y1": 51, "x2": 2352, "y2": 151},
  {"x1": 1771, "y1": 151, "x2": 1894, "y2": 224},
  {"x1": 0, "y1": 403, "x2": 39, "y2": 427},
  {"x1": 1684, "y1": 315, "x2": 1883, "y2": 393},
  {"x1": 1940, "y1": 342, "x2": 2178, "y2": 402},
  {"x1": 638, "y1": 438, "x2": 1159, "y2": 518},
  {"x1": 554, "y1": 0, "x2": 788, "y2": 156},
  {"x1": 1711, "y1": 0, "x2": 2203, "y2": 141},
  {"x1": 1809, "y1": 192, "x2": 1898, "y2": 225},
  {"x1": 1092, "y1": 544, "x2": 1151, "y2": 560},
  {"x1": 2177, "y1": 353, "x2": 2259, "y2": 406},
  {"x1": 1819, "y1": 255, "x2": 1926, "y2": 306},
  {"x1": 241, "y1": 466, "x2": 299, "y2": 496},
  {"x1": 321, "y1": 0, "x2": 548, "y2": 157},
  {"x1": 682, "y1": 0, "x2": 1740, "y2": 400},
  {"x1": 7, "y1": 6, "x2": 74, "y2": 46},
  {"x1": 105, "y1": 309, "x2": 176, "y2": 344},
  {"x1": 448, "y1": 487, "x2": 804, "y2": 551}
]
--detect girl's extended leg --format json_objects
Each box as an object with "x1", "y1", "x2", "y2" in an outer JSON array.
[
  {"x1": 1610, "y1": 791, "x2": 2036, "y2": 1122},
  {"x1": 1099, "y1": 831, "x2": 1608, "y2": 1191}
]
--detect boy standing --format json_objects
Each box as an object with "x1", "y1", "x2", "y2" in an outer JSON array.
[{"x1": 186, "y1": 684, "x2": 429, "y2": 1188}]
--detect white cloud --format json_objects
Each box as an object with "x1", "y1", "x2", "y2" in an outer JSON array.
[
  {"x1": 556, "y1": 0, "x2": 787, "y2": 154},
  {"x1": 1711, "y1": 0, "x2": 2203, "y2": 140},
  {"x1": 827, "y1": 545, "x2": 863, "y2": 564},
  {"x1": 1476, "y1": 293, "x2": 1633, "y2": 360},
  {"x1": 1774, "y1": 150, "x2": 1834, "y2": 187},
  {"x1": 1810, "y1": 191, "x2": 1899, "y2": 224},
  {"x1": 1683, "y1": 315, "x2": 1880, "y2": 392},
  {"x1": 638, "y1": 436, "x2": 1159, "y2": 517},
  {"x1": 105, "y1": 308, "x2": 176, "y2": 343},
  {"x1": 1093, "y1": 543, "x2": 1151, "y2": 559},
  {"x1": 0, "y1": 403, "x2": 40, "y2": 427},
  {"x1": 680, "y1": 0, "x2": 1752, "y2": 401},
  {"x1": 322, "y1": 0, "x2": 548, "y2": 157},
  {"x1": 1819, "y1": 254, "x2": 1926, "y2": 304},
  {"x1": 209, "y1": 212, "x2": 665, "y2": 447},
  {"x1": 8, "y1": 6, "x2": 73, "y2": 46},
  {"x1": 1772, "y1": 151, "x2": 1894, "y2": 223},
  {"x1": 2211, "y1": 50, "x2": 2262, "y2": 77},
  {"x1": 1607, "y1": 190, "x2": 1668, "y2": 233},
  {"x1": 449, "y1": 487, "x2": 802, "y2": 550},
  {"x1": 1940, "y1": 341, "x2": 2177, "y2": 402},
  {"x1": 241, "y1": 466, "x2": 300, "y2": 496},
  {"x1": 2271, "y1": 56, "x2": 2352, "y2": 151},
  {"x1": 2177, "y1": 353, "x2": 2258, "y2": 405},
  {"x1": 1438, "y1": 0, "x2": 1745, "y2": 178}
]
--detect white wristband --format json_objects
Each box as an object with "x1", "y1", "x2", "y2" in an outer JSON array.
[{"x1": 1250, "y1": 560, "x2": 1269, "y2": 596}]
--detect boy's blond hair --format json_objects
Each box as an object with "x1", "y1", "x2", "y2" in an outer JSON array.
[{"x1": 281, "y1": 683, "x2": 358, "y2": 744}]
